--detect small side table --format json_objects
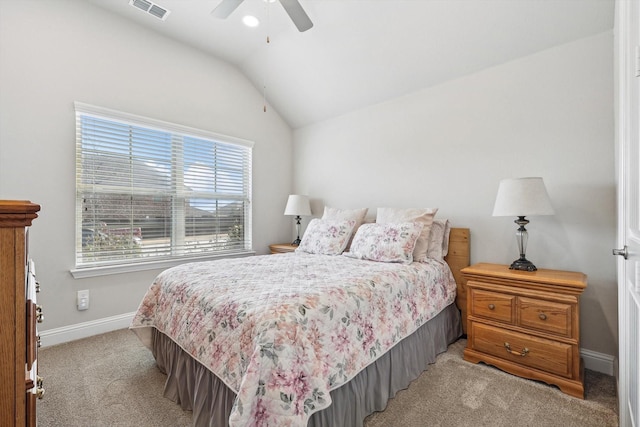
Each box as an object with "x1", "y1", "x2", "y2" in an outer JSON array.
[
  {"x1": 269, "y1": 243, "x2": 297, "y2": 254},
  {"x1": 462, "y1": 262, "x2": 587, "y2": 398}
]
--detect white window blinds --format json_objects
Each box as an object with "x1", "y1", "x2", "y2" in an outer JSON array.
[{"x1": 74, "y1": 102, "x2": 253, "y2": 269}]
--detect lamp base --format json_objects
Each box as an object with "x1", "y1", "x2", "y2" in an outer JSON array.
[
  {"x1": 292, "y1": 216, "x2": 302, "y2": 246},
  {"x1": 509, "y1": 257, "x2": 537, "y2": 272}
]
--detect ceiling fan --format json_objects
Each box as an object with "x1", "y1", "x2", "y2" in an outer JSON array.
[{"x1": 211, "y1": 0, "x2": 313, "y2": 32}]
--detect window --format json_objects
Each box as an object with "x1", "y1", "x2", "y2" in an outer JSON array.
[{"x1": 74, "y1": 103, "x2": 253, "y2": 274}]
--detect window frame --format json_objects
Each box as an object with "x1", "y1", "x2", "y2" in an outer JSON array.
[{"x1": 71, "y1": 102, "x2": 254, "y2": 278}]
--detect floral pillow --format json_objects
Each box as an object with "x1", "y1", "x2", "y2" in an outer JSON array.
[
  {"x1": 296, "y1": 218, "x2": 357, "y2": 255},
  {"x1": 322, "y1": 206, "x2": 368, "y2": 250},
  {"x1": 376, "y1": 207, "x2": 438, "y2": 262},
  {"x1": 344, "y1": 222, "x2": 424, "y2": 264}
]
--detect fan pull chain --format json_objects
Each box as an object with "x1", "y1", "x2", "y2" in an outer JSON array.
[
  {"x1": 263, "y1": 2, "x2": 271, "y2": 113},
  {"x1": 263, "y1": 35, "x2": 269, "y2": 112}
]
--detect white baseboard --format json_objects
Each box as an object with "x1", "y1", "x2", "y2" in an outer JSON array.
[
  {"x1": 581, "y1": 348, "x2": 616, "y2": 376},
  {"x1": 39, "y1": 313, "x2": 618, "y2": 377},
  {"x1": 39, "y1": 312, "x2": 136, "y2": 348}
]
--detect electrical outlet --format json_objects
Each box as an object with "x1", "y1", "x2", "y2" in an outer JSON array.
[{"x1": 77, "y1": 289, "x2": 90, "y2": 311}]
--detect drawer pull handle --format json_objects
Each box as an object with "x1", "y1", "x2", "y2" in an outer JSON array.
[
  {"x1": 488, "y1": 304, "x2": 495, "y2": 310},
  {"x1": 504, "y1": 342, "x2": 529, "y2": 357},
  {"x1": 538, "y1": 313, "x2": 547, "y2": 321}
]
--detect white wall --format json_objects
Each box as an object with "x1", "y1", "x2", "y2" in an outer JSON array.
[
  {"x1": 0, "y1": 1, "x2": 293, "y2": 331},
  {"x1": 293, "y1": 32, "x2": 616, "y2": 357}
]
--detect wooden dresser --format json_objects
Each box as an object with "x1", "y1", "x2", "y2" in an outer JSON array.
[
  {"x1": 0, "y1": 200, "x2": 42, "y2": 426},
  {"x1": 462, "y1": 263, "x2": 587, "y2": 398}
]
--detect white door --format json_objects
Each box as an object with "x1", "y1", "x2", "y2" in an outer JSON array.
[{"x1": 615, "y1": 1, "x2": 640, "y2": 426}]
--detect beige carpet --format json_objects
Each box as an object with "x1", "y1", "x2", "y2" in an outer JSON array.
[{"x1": 37, "y1": 329, "x2": 618, "y2": 427}]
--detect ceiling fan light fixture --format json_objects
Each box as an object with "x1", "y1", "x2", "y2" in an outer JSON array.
[
  {"x1": 242, "y1": 15, "x2": 260, "y2": 27},
  {"x1": 212, "y1": 0, "x2": 312, "y2": 32}
]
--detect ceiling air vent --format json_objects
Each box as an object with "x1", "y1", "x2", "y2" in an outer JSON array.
[{"x1": 129, "y1": 0, "x2": 170, "y2": 21}]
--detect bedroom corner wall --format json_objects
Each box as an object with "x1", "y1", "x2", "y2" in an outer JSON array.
[
  {"x1": 292, "y1": 32, "x2": 617, "y2": 360},
  {"x1": 0, "y1": 1, "x2": 293, "y2": 332}
]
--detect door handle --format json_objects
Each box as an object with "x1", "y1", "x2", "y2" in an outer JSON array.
[{"x1": 613, "y1": 245, "x2": 628, "y2": 259}]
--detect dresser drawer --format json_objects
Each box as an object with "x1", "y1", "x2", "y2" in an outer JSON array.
[
  {"x1": 470, "y1": 288, "x2": 514, "y2": 324},
  {"x1": 470, "y1": 322, "x2": 573, "y2": 378},
  {"x1": 518, "y1": 297, "x2": 572, "y2": 337}
]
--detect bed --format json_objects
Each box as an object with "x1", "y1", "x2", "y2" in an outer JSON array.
[{"x1": 131, "y1": 211, "x2": 470, "y2": 427}]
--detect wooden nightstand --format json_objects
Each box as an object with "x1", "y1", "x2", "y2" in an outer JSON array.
[
  {"x1": 269, "y1": 243, "x2": 298, "y2": 254},
  {"x1": 461, "y1": 263, "x2": 587, "y2": 398}
]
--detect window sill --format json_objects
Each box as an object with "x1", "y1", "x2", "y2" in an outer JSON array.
[{"x1": 70, "y1": 251, "x2": 256, "y2": 279}]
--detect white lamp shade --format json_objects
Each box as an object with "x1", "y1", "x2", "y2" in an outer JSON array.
[
  {"x1": 492, "y1": 177, "x2": 555, "y2": 217},
  {"x1": 284, "y1": 195, "x2": 311, "y2": 216}
]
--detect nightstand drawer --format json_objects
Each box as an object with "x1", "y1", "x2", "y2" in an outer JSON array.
[
  {"x1": 470, "y1": 288, "x2": 514, "y2": 324},
  {"x1": 471, "y1": 323, "x2": 573, "y2": 378},
  {"x1": 519, "y1": 297, "x2": 572, "y2": 337}
]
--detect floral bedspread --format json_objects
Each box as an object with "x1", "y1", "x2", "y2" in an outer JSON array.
[{"x1": 130, "y1": 252, "x2": 456, "y2": 427}]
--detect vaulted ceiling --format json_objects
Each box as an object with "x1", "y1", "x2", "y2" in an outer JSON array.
[{"x1": 87, "y1": 0, "x2": 615, "y2": 129}]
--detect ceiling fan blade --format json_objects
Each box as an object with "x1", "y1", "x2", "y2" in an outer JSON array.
[
  {"x1": 279, "y1": 0, "x2": 313, "y2": 32},
  {"x1": 211, "y1": 0, "x2": 244, "y2": 19}
]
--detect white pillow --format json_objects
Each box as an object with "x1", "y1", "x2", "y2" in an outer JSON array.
[
  {"x1": 344, "y1": 222, "x2": 424, "y2": 264},
  {"x1": 296, "y1": 218, "x2": 357, "y2": 255},
  {"x1": 322, "y1": 207, "x2": 368, "y2": 250},
  {"x1": 376, "y1": 207, "x2": 438, "y2": 262},
  {"x1": 426, "y1": 219, "x2": 451, "y2": 260}
]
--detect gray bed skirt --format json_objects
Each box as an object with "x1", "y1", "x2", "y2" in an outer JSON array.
[{"x1": 151, "y1": 303, "x2": 463, "y2": 427}]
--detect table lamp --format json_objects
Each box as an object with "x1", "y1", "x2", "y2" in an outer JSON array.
[
  {"x1": 284, "y1": 195, "x2": 311, "y2": 245},
  {"x1": 492, "y1": 177, "x2": 554, "y2": 271}
]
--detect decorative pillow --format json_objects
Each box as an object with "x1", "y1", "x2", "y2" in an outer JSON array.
[
  {"x1": 376, "y1": 207, "x2": 438, "y2": 262},
  {"x1": 322, "y1": 207, "x2": 368, "y2": 250},
  {"x1": 426, "y1": 219, "x2": 451, "y2": 260},
  {"x1": 344, "y1": 222, "x2": 424, "y2": 264},
  {"x1": 296, "y1": 218, "x2": 357, "y2": 255}
]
